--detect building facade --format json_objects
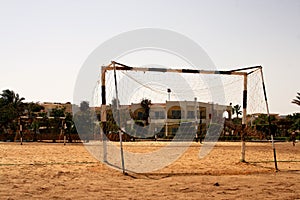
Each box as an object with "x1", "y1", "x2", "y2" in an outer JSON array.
[{"x1": 123, "y1": 101, "x2": 232, "y2": 138}]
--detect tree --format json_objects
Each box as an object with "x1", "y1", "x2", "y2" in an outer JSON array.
[
  {"x1": 65, "y1": 112, "x2": 76, "y2": 142},
  {"x1": 292, "y1": 92, "x2": 300, "y2": 106},
  {"x1": 49, "y1": 107, "x2": 66, "y2": 142},
  {"x1": 252, "y1": 114, "x2": 276, "y2": 125},
  {"x1": 79, "y1": 101, "x2": 90, "y2": 112},
  {"x1": 1, "y1": 89, "x2": 25, "y2": 113},
  {"x1": 252, "y1": 114, "x2": 277, "y2": 137},
  {"x1": 50, "y1": 107, "x2": 65, "y2": 118},
  {"x1": 24, "y1": 102, "x2": 44, "y2": 118},
  {"x1": 22, "y1": 102, "x2": 44, "y2": 141},
  {"x1": 0, "y1": 98, "x2": 10, "y2": 134},
  {"x1": 107, "y1": 98, "x2": 120, "y2": 132},
  {"x1": 286, "y1": 113, "x2": 300, "y2": 132},
  {"x1": 31, "y1": 119, "x2": 40, "y2": 141},
  {"x1": 74, "y1": 101, "x2": 94, "y2": 141},
  {"x1": 232, "y1": 104, "x2": 242, "y2": 119},
  {"x1": 140, "y1": 98, "x2": 152, "y2": 126},
  {"x1": 0, "y1": 89, "x2": 25, "y2": 135},
  {"x1": 106, "y1": 107, "x2": 119, "y2": 133}
]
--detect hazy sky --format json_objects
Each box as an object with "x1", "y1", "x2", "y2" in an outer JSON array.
[{"x1": 0, "y1": 0, "x2": 299, "y2": 115}]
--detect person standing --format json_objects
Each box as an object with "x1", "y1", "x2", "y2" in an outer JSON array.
[{"x1": 291, "y1": 131, "x2": 296, "y2": 146}]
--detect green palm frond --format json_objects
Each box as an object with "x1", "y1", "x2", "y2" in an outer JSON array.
[{"x1": 292, "y1": 92, "x2": 300, "y2": 106}]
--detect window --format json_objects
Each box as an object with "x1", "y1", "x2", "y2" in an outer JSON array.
[
  {"x1": 187, "y1": 111, "x2": 195, "y2": 119},
  {"x1": 137, "y1": 112, "x2": 143, "y2": 120},
  {"x1": 171, "y1": 110, "x2": 181, "y2": 119},
  {"x1": 154, "y1": 111, "x2": 165, "y2": 119}
]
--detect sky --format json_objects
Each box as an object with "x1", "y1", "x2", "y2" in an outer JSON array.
[{"x1": 0, "y1": 0, "x2": 299, "y2": 115}]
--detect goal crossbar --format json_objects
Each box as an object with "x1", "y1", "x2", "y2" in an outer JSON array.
[{"x1": 102, "y1": 61, "x2": 262, "y2": 76}]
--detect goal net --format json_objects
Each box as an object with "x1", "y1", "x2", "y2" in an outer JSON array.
[
  {"x1": 97, "y1": 62, "x2": 267, "y2": 140},
  {"x1": 81, "y1": 61, "x2": 269, "y2": 173}
]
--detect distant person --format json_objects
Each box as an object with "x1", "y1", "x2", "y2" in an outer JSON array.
[{"x1": 291, "y1": 131, "x2": 296, "y2": 146}]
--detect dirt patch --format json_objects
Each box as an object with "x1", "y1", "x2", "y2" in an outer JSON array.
[{"x1": 0, "y1": 141, "x2": 299, "y2": 199}]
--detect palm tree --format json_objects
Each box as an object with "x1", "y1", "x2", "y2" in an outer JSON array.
[
  {"x1": 1, "y1": 89, "x2": 25, "y2": 110},
  {"x1": 232, "y1": 104, "x2": 242, "y2": 119},
  {"x1": 292, "y1": 92, "x2": 300, "y2": 106},
  {"x1": 0, "y1": 89, "x2": 25, "y2": 134}
]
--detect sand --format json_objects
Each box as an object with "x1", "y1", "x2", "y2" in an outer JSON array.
[{"x1": 0, "y1": 141, "x2": 299, "y2": 199}]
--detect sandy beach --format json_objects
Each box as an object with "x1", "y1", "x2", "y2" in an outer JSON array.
[{"x1": 0, "y1": 141, "x2": 299, "y2": 199}]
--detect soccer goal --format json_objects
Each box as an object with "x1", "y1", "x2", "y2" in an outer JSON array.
[{"x1": 95, "y1": 61, "x2": 277, "y2": 173}]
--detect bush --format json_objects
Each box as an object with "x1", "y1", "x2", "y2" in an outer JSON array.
[
  {"x1": 273, "y1": 137, "x2": 289, "y2": 141},
  {"x1": 218, "y1": 135, "x2": 241, "y2": 141}
]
